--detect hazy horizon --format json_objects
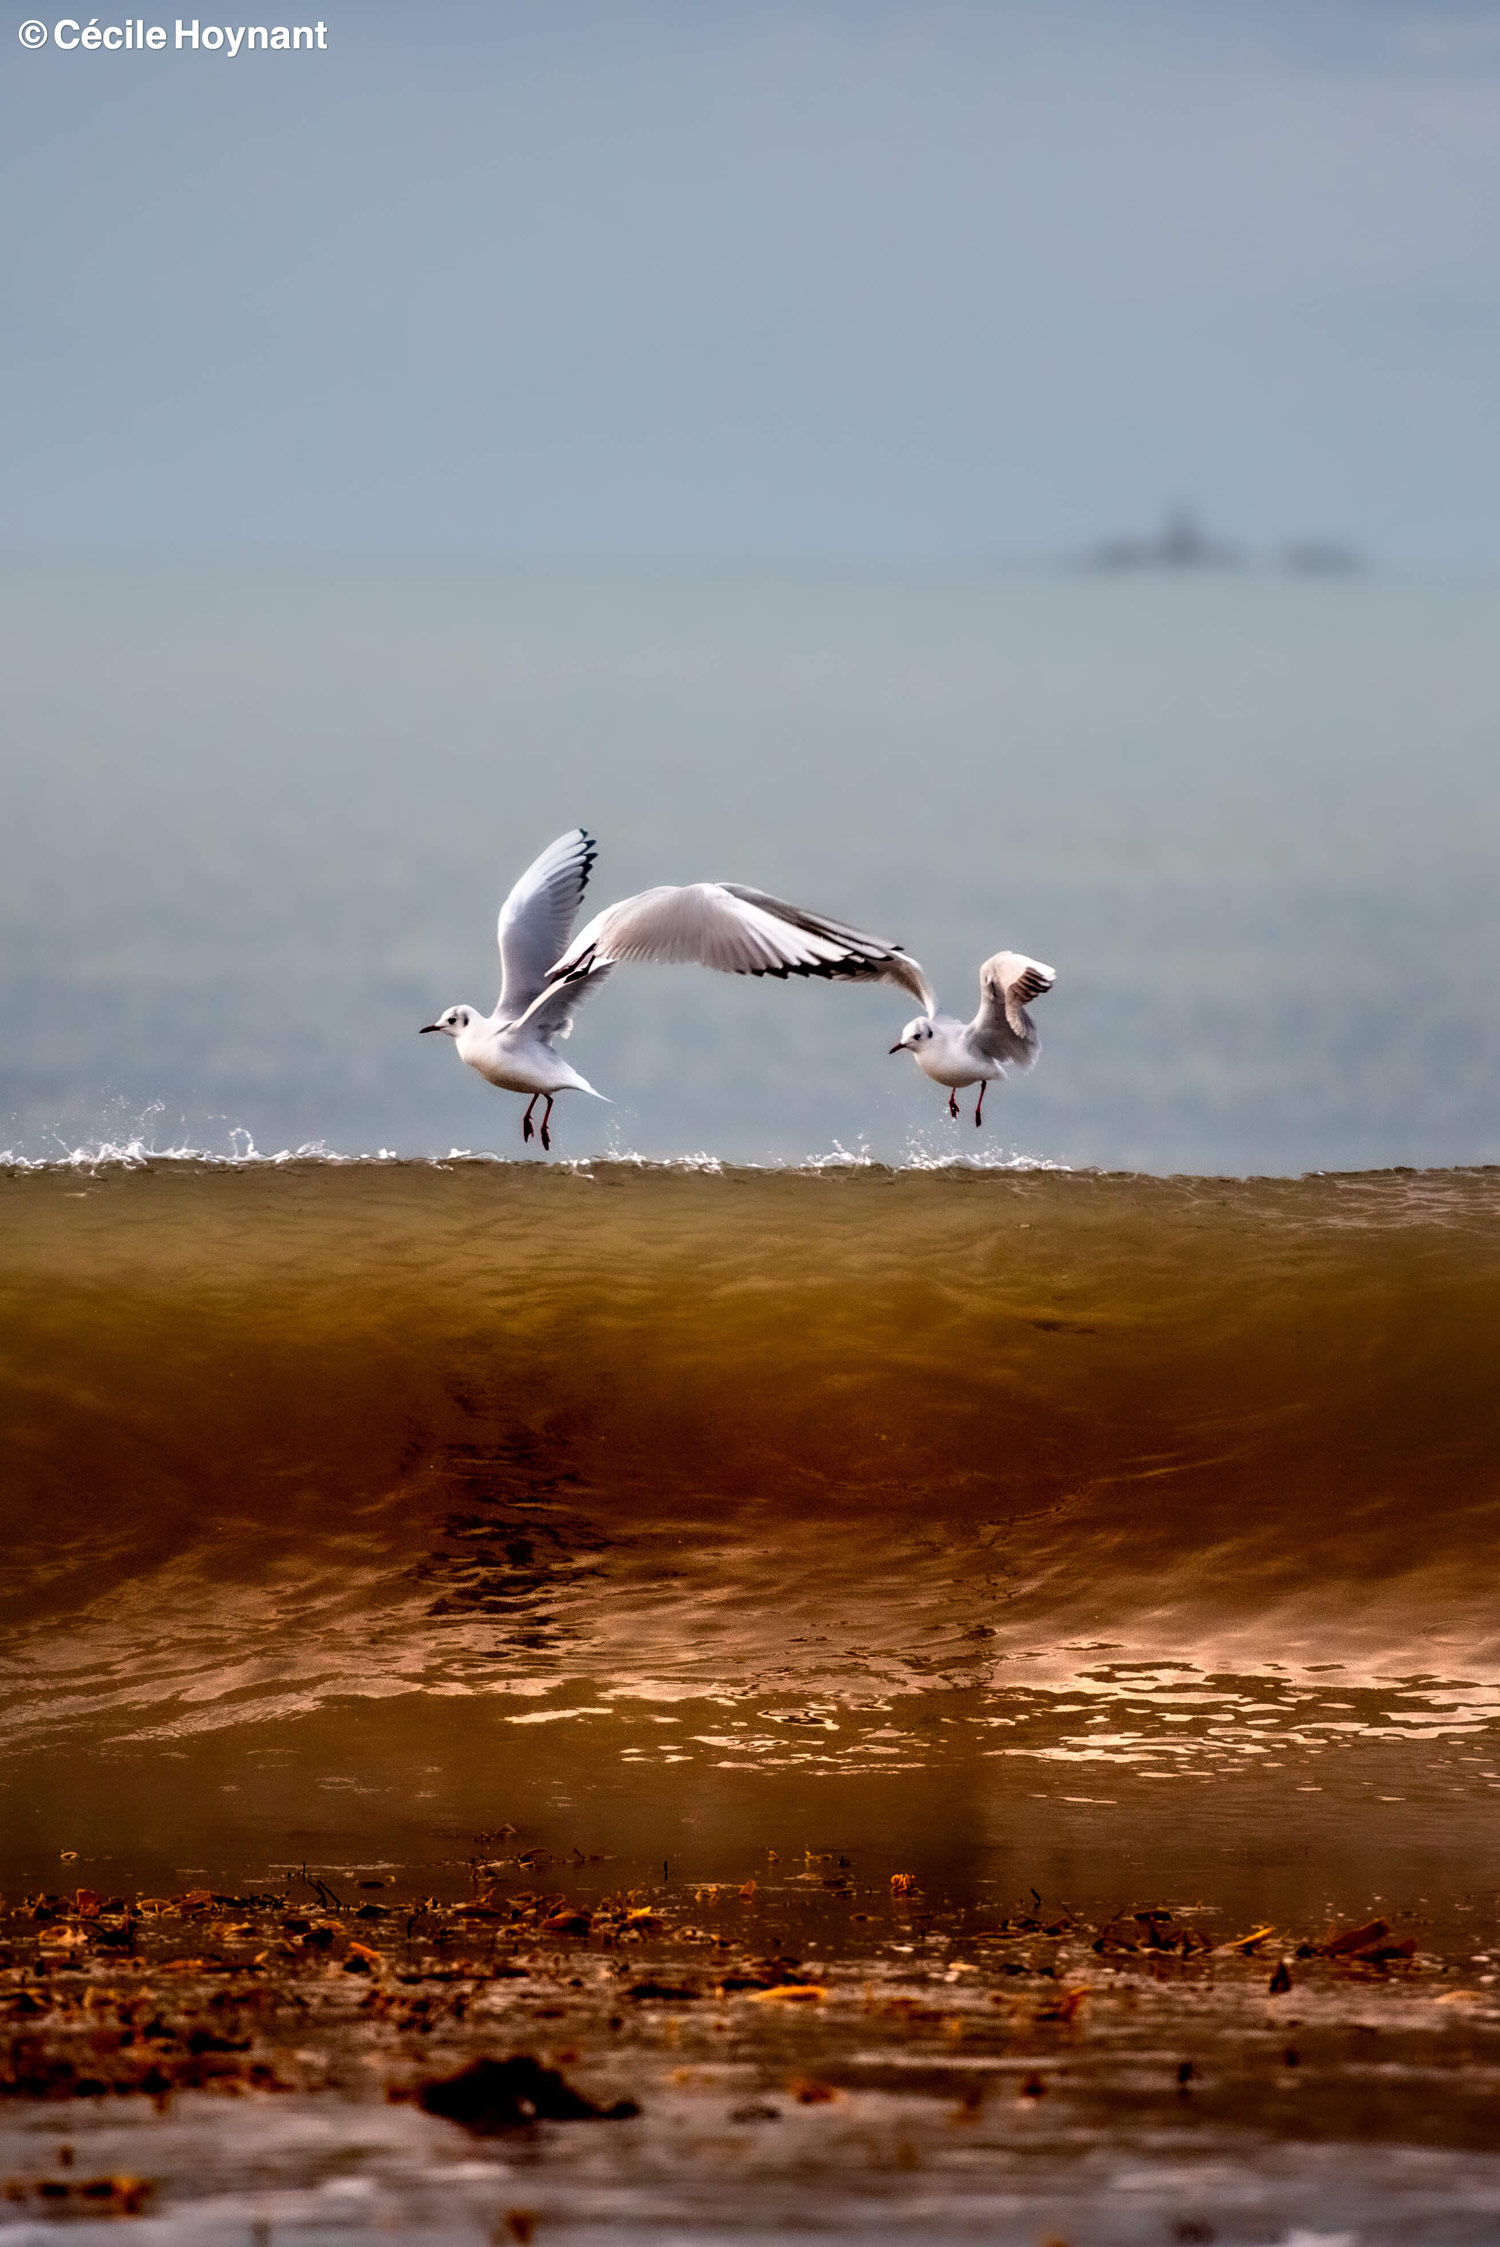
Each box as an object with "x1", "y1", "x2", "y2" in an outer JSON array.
[{"x1": 6, "y1": 0, "x2": 1500, "y2": 566}]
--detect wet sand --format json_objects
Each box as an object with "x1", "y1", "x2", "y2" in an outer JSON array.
[{"x1": 7, "y1": 1840, "x2": 1500, "y2": 2244}]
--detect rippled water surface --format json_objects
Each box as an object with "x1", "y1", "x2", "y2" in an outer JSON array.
[
  {"x1": 5, "y1": 1157, "x2": 1500, "y2": 2238},
  {"x1": 5, "y1": 1157, "x2": 1500, "y2": 1871}
]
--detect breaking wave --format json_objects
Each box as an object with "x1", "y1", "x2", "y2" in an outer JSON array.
[{"x1": 4, "y1": 1157, "x2": 1499, "y2": 1753}]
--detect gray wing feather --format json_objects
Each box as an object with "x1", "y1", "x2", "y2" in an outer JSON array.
[
  {"x1": 971, "y1": 950, "x2": 1055, "y2": 1072},
  {"x1": 721, "y1": 885, "x2": 937, "y2": 1011},
  {"x1": 496, "y1": 828, "x2": 597, "y2": 1020},
  {"x1": 525, "y1": 881, "x2": 936, "y2": 1014},
  {"x1": 518, "y1": 960, "x2": 614, "y2": 1042}
]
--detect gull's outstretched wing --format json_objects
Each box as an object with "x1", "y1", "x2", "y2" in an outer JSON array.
[
  {"x1": 496, "y1": 828, "x2": 597, "y2": 1020},
  {"x1": 517, "y1": 881, "x2": 936, "y2": 1024},
  {"x1": 970, "y1": 950, "x2": 1055, "y2": 1073},
  {"x1": 517, "y1": 960, "x2": 614, "y2": 1043}
]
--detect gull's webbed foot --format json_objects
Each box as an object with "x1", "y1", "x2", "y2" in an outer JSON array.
[{"x1": 947, "y1": 1089, "x2": 960, "y2": 1119}]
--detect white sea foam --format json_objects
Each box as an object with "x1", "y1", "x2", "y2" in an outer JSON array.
[
  {"x1": 2, "y1": 1141, "x2": 1070, "y2": 1178},
  {"x1": 3, "y1": 1109, "x2": 1069, "y2": 1177},
  {"x1": 899, "y1": 1127, "x2": 1069, "y2": 1173},
  {"x1": 0, "y1": 1133, "x2": 404, "y2": 1175}
]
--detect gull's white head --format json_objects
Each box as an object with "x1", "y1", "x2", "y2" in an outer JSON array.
[
  {"x1": 420, "y1": 1005, "x2": 474, "y2": 1039},
  {"x1": 889, "y1": 1015, "x2": 936, "y2": 1056}
]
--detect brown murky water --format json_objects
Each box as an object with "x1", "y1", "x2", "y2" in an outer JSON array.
[{"x1": 5, "y1": 1157, "x2": 1500, "y2": 2239}]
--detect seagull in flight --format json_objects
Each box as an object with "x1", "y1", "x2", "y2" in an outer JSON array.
[
  {"x1": 887, "y1": 952, "x2": 1056, "y2": 1127},
  {"x1": 420, "y1": 827, "x2": 936, "y2": 1149}
]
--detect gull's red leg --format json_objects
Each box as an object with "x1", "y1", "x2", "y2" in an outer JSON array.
[
  {"x1": 947, "y1": 1089, "x2": 959, "y2": 1119},
  {"x1": 540, "y1": 1095, "x2": 555, "y2": 1152},
  {"x1": 975, "y1": 1080, "x2": 987, "y2": 1128},
  {"x1": 522, "y1": 1094, "x2": 538, "y2": 1143}
]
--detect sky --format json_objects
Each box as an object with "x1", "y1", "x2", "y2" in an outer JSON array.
[{"x1": 4, "y1": 0, "x2": 1500, "y2": 564}]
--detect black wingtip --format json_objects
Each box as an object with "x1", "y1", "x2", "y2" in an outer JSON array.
[{"x1": 742, "y1": 957, "x2": 887, "y2": 986}]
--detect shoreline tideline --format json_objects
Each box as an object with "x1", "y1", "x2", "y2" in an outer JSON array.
[{"x1": 5, "y1": 1848, "x2": 1500, "y2": 2241}]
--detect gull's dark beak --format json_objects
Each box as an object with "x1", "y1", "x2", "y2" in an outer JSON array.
[
  {"x1": 419, "y1": 1022, "x2": 443, "y2": 1034},
  {"x1": 888, "y1": 1041, "x2": 906, "y2": 1055}
]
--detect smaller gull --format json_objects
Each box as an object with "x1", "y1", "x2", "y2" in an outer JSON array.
[
  {"x1": 887, "y1": 952, "x2": 1056, "y2": 1126},
  {"x1": 421, "y1": 827, "x2": 934, "y2": 1149}
]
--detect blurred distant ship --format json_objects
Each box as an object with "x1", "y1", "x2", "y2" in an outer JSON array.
[
  {"x1": 1085, "y1": 507, "x2": 1240, "y2": 571},
  {"x1": 1081, "y1": 507, "x2": 1363, "y2": 574}
]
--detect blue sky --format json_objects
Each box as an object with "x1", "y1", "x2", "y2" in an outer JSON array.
[{"x1": 4, "y1": 0, "x2": 1500, "y2": 561}]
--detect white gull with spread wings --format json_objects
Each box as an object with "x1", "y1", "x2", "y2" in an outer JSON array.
[
  {"x1": 421, "y1": 827, "x2": 937, "y2": 1149},
  {"x1": 887, "y1": 951, "x2": 1056, "y2": 1128}
]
